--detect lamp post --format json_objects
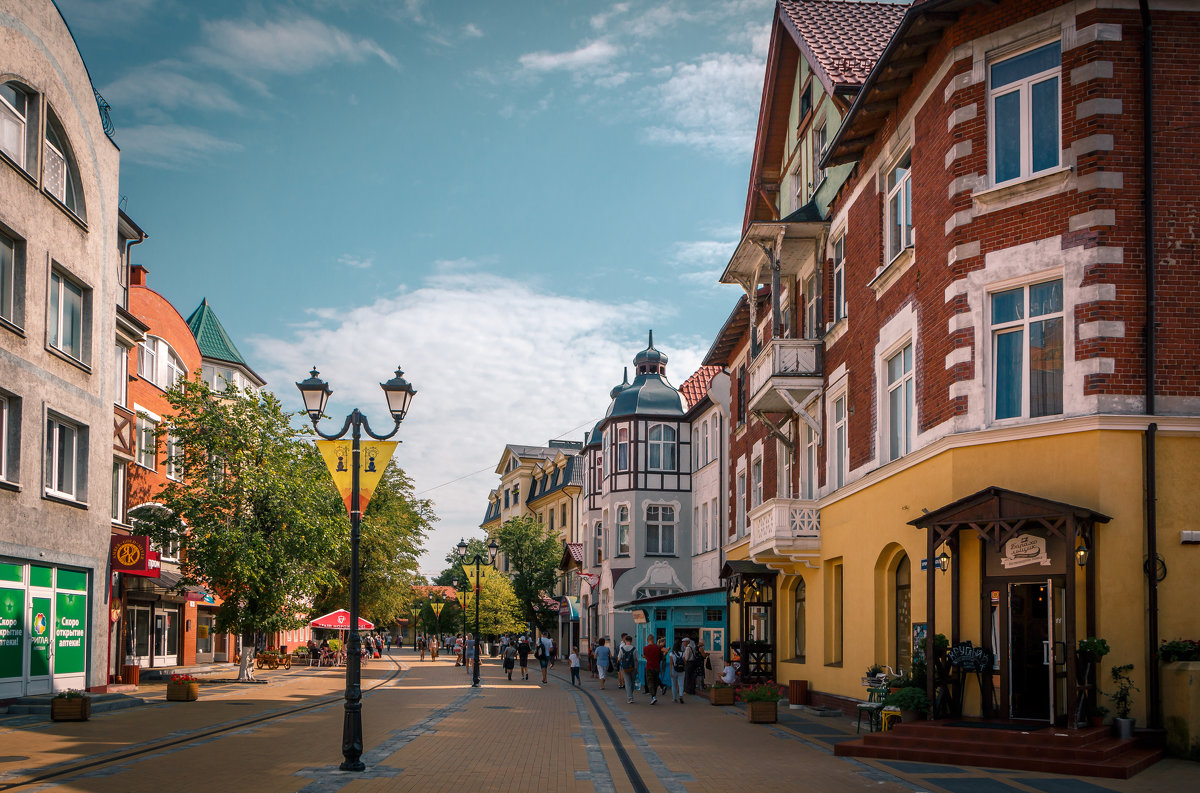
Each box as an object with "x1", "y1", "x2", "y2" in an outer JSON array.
[
  {"x1": 296, "y1": 366, "x2": 416, "y2": 772},
  {"x1": 456, "y1": 537, "x2": 499, "y2": 687}
]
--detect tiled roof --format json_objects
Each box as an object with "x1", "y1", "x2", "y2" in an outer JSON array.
[
  {"x1": 779, "y1": 0, "x2": 908, "y2": 87},
  {"x1": 185, "y1": 298, "x2": 249, "y2": 366},
  {"x1": 566, "y1": 543, "x2": 584, "y2": 563},
  {"x1": 679, "y1": 365, "x2": 723, "y2": 410}
]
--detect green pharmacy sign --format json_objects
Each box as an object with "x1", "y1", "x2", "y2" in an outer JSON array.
[
  {"x1": 55, "y1": 593, "x2": 86, "y2": 674},
  {"x1": 0, "y1": 588, "x2": 22, "y2": 679}
]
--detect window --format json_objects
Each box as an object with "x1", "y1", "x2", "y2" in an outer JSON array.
[
  {"x1": 751, "y1": 457, "x2": 763, "y2": 507},
  {"x1": 990, "y1": 40, "x2": 1061, "y2": 185},
  {"x1": 0, "y1": 392, "x2": 17, "y2": 483},
  {"x1": 645, "y1": 505, "x2": 675, "y2": 555},
  {"x1": 617, "y1": 427, "x2": 629, "y2": 471},
  {"x1": 166, "y1": 431, "x2": 183, "y2": 481},
  {"x1": 603, "y1": 429, "x2": 612, "y2": 476},
  {"x1": 886, "y1": 152, "x2": 912, "y2": 261},
  {"x1": 504, "y1": 489, "x2": 510, "y2": 508},
  {"x1": 700, "y1": 419, "x2": 709, "y2": 466},
  {"x1": 813, "y1": 121, "x2": 828, "y2": 188},
  {"x1": 1, "y1": 230, "x2": 22, "y2": 327},
  {"x1": 736, "y1": 472, "x2": 747, "y2": 536},
  {"x1": 137, "y1": 338, "x2": 157, "y2": 382},
  {"x1": 113, "y1": 344, "x2": 128, "y2": 406},
  {"x1": 794, "y1": 578, "x2": 806, "y2": 662},
  {"x1": 895, "y1": 555, "x2": 912, "y2": 673},
  {"x1": 991, "y1": 279, "x2": 1064, "y2": 420},
  {"x1": 833, "y1": 394, "x2": 847, "y2": 488},
  {"x1": 798, "y1": 81, "x2": 813, "y2": 120},
  {"x1": 202, "y1": 364, "x2": 237, "y2": 391},
  {"x1": 886, "y1": 342, "x2": 914, "y2": 461},
  {"x1": 617, "y1": 504, "x2": 630, "y2": 556},
  {"x1": 136, "y1": 415, "x2": 157, "y2": 470},
  {"x1": 561, "y1": 504, "x2": 568, "y2": 532},
  {"x1": 45, "y1": 413, "x2": 86, "y2": 501},
  {"x1": 0, "y1": 82, "x2": 28, "y2": 168},
  {"x1": 44, "y1": 115, "x2": 85, "y2": 219},
  {"x1": 802, "y1": 424, "x2": 817, "y2": 499},
  {"x1": 779, "y1": 434, "x2": 793, "y2": 499},
  {"x1": 111, "y1": 461, "x2": 125, "y2": 523},
  {"x1": 710, "y1": 497, "x2": 720, "y2": 550},
  {"x1": 832, "y1": 236, "x2": 846, "y2": 322},
  {"x1": 594, "y1": 521, "x2": 603, "y2": 564},
  {"x1": 694, "y1": 506, "x2": 701, "y2": 553},
  {"x1": 548, "y1": 508, "x2": 554, "y2": 532},
  {"x1": 736, "y1": 364, "x2": 746, "y2": 426},
  {"x1": 647, "y1": 424, "x2": 676, "y2": 471},
  {"x1": 701, "y1": 503, "x2": 710, "y2": 552},
  {"x1": 49, "y1": 269, "x2": 86, "y2": 362},
  {"x1": 710, "y1": 416, "x2": 720, "y2": 463}
]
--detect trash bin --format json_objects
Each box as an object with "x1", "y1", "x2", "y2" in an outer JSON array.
[
  {"x1": 789, "y1": 679, "x2": 808, "y2": 706},
  {"x1": 122, "y1": 664, "x2": 140, "y2": 686}
]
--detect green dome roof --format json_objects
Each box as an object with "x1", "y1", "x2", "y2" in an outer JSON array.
[{"x1": 604, "y1": 331, "x2": 685, "y2": 419}]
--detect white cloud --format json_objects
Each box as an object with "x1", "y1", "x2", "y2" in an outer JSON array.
[
  {"x1": 338, "y1": 254, "x2": 374, "y2": 269},
  {"x1": 590, "y1": 2, "x2": 631, "y2": 31},
  {"x1": 115, "y1": 124, "x2": 241, "y2": 168},
  {"x1": 729, "y1": 21, "x2": 772, "y2": 59},
  {"x1": 595, "y1": 71, "x2": 633, "y2": 88},
  {"x1": 462, "y1": 23, "x2": 484, "y2": 39},
  {"x1": 193, "y1": 15, "x2": 398, "y2": 75},
  {"x1": 518, "y1": 40, "x2": 620, "y2": 74},
  {"x1": 670, "y1": 239, "x2": 738, "y2": 285},
  {"x1": 248, "y1": 268, "x2": 705, "y2": 572},
  {"x1": 644, "y1": 53, "x2": 764, "y2": 157},
  {"x1": 101, "y1": 64, "x2": 243, "y2": 116},
  {"x1": 54, "y1": 0, "x2": 156, "y2": 33}
]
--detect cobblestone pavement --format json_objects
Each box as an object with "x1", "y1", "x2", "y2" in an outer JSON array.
[{"x1": 0, "y1": 650, "x2": 1193, "y2": 792}]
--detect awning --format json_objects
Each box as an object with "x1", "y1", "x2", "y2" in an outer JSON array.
[
  {"x1": 720, "y1": 560, "x2": 774, "y2": 578},
  {"x1": 617, "y1": 587, "x2": 726, "y2": 610},
  {"x1": 558, "y1": 596, "x2": 579, "y2": 620},
  {"x1": 309, "y1": 609, "x2": 374, "y2": 630}
]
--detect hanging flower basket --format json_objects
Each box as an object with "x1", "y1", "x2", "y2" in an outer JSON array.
[
  {"x1": 51, "y1": 692, "x2": 91, "y2": 721},
  {"x1": 167, "y1": 674, "x2": 200, "y2": 701}
]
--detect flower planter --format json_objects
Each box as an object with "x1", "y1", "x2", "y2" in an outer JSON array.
[
  {"x1": 709, "y1": 687, "x2": 735, "y2": 706},
  {"x1": 51, "y1": 697, "x2": 91, "y2": 721},
  {"x1": 746, "y1": 700, "x2": 778, "y2": 723},
  {"x1": 166, "y1": 681, "x2": 200, "y2": 701}
]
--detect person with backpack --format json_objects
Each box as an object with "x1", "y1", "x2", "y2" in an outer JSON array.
[
  {"x1": 517, "y1": 635, "x2": 531, "y2": 681},
  {"x1": 536, "y1": 633, "x2": 553, "y2": 684},
  {"x1": 668, "y1": 640, "x2": 687, "y2": 702},
  {"x1": 617, "y1": 635, "x2": 638, "y2": 704},
  {"x1": 502, "y1": 641, "x2": 518, "y2": 680},
  {"x1": 593, "y1": 638, "x2": 611, "y2": 690}
]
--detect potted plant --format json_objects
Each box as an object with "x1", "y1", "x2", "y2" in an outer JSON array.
[
  {"x1": 709, "y1": 681, "x2": 735, "y2": 706},
  {"x1": 1077, "y1": 637, "x2": 1111, "y2": 663},
  {"x1": 1088, "y1": 704, "x2": 1109, "y2": 728},
  {"x1": 740, "y1": 680, "x2": 785, "y2": 723},
  {"x1": 862, "y1": 664, "x2": 885, "y2": 687},
  {"x1": 50, "y1": 690, "x2": 91, "y2": 721},
  {"x1": 167, "y1": 673, "x2": 200, "y2": 702},
  {"x1": 1109, "y1": 664, "x2": 1138, "y2": 739},
  {"x1": 1158, "y1": 639, "x2": 1200, "y2": 663},
  {"x1": 883, "y1": 686, "x2": 930, "y2": 722}
]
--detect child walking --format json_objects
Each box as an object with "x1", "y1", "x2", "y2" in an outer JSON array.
[{"x1": 569, "y1": 646, "x2": 581, "y2": 686}]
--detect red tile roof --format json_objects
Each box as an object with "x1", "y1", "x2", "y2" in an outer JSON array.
[
  {"x1": 565, "y1": 543, "x2": 584, "y2": 563},
  {"x1": 778, "y1": 0, "x2": 908, "y2": 88},
  {"x1": 679, "y1": 365, "x2": 724, "y2": 410}
]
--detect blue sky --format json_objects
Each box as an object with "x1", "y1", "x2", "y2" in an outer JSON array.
[{"x1": 59, "y1": 0, "x2": 776, "y2": 571}]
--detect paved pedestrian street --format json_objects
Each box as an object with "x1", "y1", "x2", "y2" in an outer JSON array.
[{"x1": 0, "y1": 651, "x2": 1193, "y2": 793}]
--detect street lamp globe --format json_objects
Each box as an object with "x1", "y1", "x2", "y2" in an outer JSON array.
[
  {"x1": 487, "y1": 538, "x2": 499, "y2": 564},
  {"x1": 380, "y1": 367, "x2": 417, "y2": 423},
  {"x1": 295, "y1": 368, "x2": 332, "y2": 424},
  {"x1": 456, "y1": 538, "x2": 468, "y2": 559}
]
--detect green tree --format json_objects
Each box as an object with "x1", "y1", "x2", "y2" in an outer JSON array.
[
  {"x1": 312, "y1": 465, "x2": 435, "y2": 630},
  {"x1": 495, "y1": 516, "x2": 561, "y2": 632},
  {"x1": 456, "y1": 573, "x2": 527, "y2": 637},
  {"x1": 431, "y1": 537, "x2": 490, "y2": 587},
  {"x1": 137, "y1": 381, "x2": 343, "y2": 680}
]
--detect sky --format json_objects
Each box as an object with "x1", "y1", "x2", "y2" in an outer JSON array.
[{"x1": 57, "y1": 0, "x2": 777, "y2": 574}]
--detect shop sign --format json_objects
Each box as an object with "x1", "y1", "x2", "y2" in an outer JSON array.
[
  {"x1": 631, "y1": 609, "x2": 647, "y2": 624},
  {"x1": 1001, "y1": 534, "x2": 1051, "y2": 569},
  {"x1": 110, "y1": 535, "x2": 150, "y2": 573},
  {"x1": 197, "y1": 625, "x2": 210, "y2": 639},
  {"x1": 29, "y1": 597, "x2": 50, "y2": 677},
  {"x1": 124, "y1": 551, "x2": 161, "y2": 579},
  {"x1": 0, "y1": 587, "x2": 22, "y2": 679},
  {"x1": 54, "y1": 593, "x2": 86, "y2": 674}
]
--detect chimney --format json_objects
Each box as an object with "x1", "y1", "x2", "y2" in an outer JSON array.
[{"x1": 130, "y1": 265, "x2": 148, "y2": 287}]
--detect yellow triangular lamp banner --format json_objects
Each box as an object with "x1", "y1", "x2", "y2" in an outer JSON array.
[
  {"x1": 316, "y1": 440, "x2": 398, "y2": 517},
  {"x1": 461, "y1": 565, "x2": 494, "y2": 589},
  {"x1": 431, "y1": 603, "x2": 444, "y2": 617}
]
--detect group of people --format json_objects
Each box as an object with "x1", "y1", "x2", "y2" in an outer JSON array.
[
  {"x1": 304, "y1": 632, "x2": 392, "y2": 666},
  {"x1": 589, "y1": 635, "x2": 730, "y2": 704},
  {"x1": 497, "y1": 634, "x2": 555, "y2": 683}
]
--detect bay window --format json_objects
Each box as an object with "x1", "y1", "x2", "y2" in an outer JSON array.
[
  {"x1": 645, "y1": 505, "x2": 675, "y2": 555},
  {"x1": 990, "y1": 40, "x2": 1061, "y2": 185},
  {"x1": 647, "y1": 423, "x2": 677, "y2": 471}
]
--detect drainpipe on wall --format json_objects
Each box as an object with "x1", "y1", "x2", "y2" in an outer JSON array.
[{"x1": 1139, "y1": 0, "x2": 1162, "y2": 731}]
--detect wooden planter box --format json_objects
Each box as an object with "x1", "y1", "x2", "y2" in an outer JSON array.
[
  {"x1": 747, "y1": 700, "x2": 778, "y2": 723},
  {"x1": 51, "y1": 697, "x2": 91, "y2": 721},
  {"x1": 166, "y1": 681, "x2": 200, "y2": 701},
  {"x1": 709, "y1": 687, "x2": 735, "y2": 706}
]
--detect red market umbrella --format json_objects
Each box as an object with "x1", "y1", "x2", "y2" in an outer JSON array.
[{"x1": 309, "y1": 609, "x2": 374, "y2": 630}]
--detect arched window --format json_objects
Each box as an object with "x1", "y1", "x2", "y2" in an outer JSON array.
[
  {"x1": 647, "y1": 423, "x2": 676, "y2": 471},
  {"x1": 794, "y1": 578, "x2": 806, "y2": 662},
  {"x1": 0, "y1": 82, "x2": 31, "y2": 169},
  {"x1": 138, "y1": 336, "x2": 187, "y2": 390},
  {"x1": 44, "y1": 110, "x2": 85, "y2": 219},
  {"x1": 895, "y1": 554, "x2": 911, "y2": 673}
]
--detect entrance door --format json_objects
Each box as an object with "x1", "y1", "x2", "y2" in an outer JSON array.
[
  {"x1": 27, "y1": 594, "x2": 52, "y2": 695},
  {"x1": 1008, "y1": 580, "x2": 1053, "y2": 721}
]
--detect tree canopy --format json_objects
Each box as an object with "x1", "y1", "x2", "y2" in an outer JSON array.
[{"x1": 495, "y1": 516, "x2": 561, "y2": 632}]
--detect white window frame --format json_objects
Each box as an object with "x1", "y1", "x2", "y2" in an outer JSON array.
[
  {"x1": 885, "y1": 341, "x2": 915, "y2": 461},
  {"x1": 616, "y1": 426, "x2": 629, "y2": 472},
  {"x1": 701, "y1": 502, "x2": 710, "y2": 552},
  {"x1": 802, "y1": 423, "x2": 817, "y2": 499},
  {"x1": 43, "y1": 117, "x2": 84, "y2": 219},
  {"x1": 136, "y1": 414, "x2": 157, "y2": 471},
  {"x1": 710, "y1": 497, "x2": 720, "y2": 550},
  {"x1": 832, "y1": 392, "x2": 848, "y2": 489},
  {"x1": 113, "y1": 344, "x2": 128, "y2": 406},
  {"x1": 813, "y1": 120, "x2": 828, "y2": 189},
  {"x1": 989, "y1": 277, "x2": 1065, "y2": 422},
  {"x1": 736, "y1": 470, "x2": 747, "y2": 537},
  {"x1": 700, "y1": 419, "x2": 709, "y2": 466},
  {"x1": 647, "y1": 423, "x2": 677, "y2": 472},
  {"x1": 0, "y1": 81, "x2": 28, "y2": 169},
  {"x1": 166, "y1": 430, "x2": 183, "y2": 481},
  {"x1": 48, "y1": 268, "x2": 85, "y2": 362},
  {"x1": 111, "y1": 461, "x2": 125, "y2": 523},
  {"x1": 751, "y1": 456, "x2": 763, "y2": 508},
  {"x1": 1, "y1": 230, "x2": 18, "y2": 326},
  {"x1": 45, "y1": 412, "x2": 85, "y2": 501},
  {"x1": 885, "y1": 150, "x2": 913, "y2": 262},
  {"x1": 594, "y1": 521, "x2": 603, "y2": 565},
  {"x1": 0, "y1": 393, "x2": 8, "y2": 482},
  {"x1": 645, "y1": 504, "x2": 675, "y2": 556},
  {"x1": 988, "y1": 39, "x2": 1062, "y2": 187},
  {"x1": 832, "y1": 236, "x2": 846, "y2": 323},
  {"x1": 778, "y1": 429, "x2": 793, "y2": 499},
  {"x1": 616, "y1": 503, "x2": 630, "y2": 556}
]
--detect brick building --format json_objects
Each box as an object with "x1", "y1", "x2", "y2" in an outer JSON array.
[{"x1": 709, "y1": 0, "x2": 1199, "y2": 736}]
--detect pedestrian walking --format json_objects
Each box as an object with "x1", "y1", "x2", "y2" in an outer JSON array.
[
  {"x1": 537, "y1": 633, "x2": 553, "y2": 684},
  {"x1": 683, "y1": 637, "x2": 698, "y2": 695},
  {"x1": 569, "y1": 646, "x2": 581, "y2": 686},
  {"x1": 517, "y1": 635, "x2": 531, "y2": 681},
  {"x1": 418, "y1": 635, "x2": 426, "y2": 662},
  {"x1": 616, "y1": 634, "x2": 626, "y2": 689},
  {"x1": 695, "y1": 641, "x2": 709, "y2": 691},
  {"x1": 642, "y1": 635, "x2": 662, "y2": 704},
  {"x1": 594, "y1": 638, "x2": 611, "y2": 690},
  {"x1": 464, "y1": 635, "x2": 475, "y2": 673},
  {"x1": 588, "y1": 641, "x2": 598, "y2": 679},
  {"x1": 454, "y1": 634, "x2": 464, "y2": 666},
  {"x1": 617, "y1": 635, "x2": 637, "y2": 704},
  {"x1": 668, "y1": 641, "x2": 687, "y2": 702},
  {"x1": 502, "y1": 642, "x2": 517, "y2": 680},
  {"x1": 385, "y1": 634, "x2": 391, "y2": 652},
  {"x1": 429, "y1": 635, "x2": 439, "y2": 661}
]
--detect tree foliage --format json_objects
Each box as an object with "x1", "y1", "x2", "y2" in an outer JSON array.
[
  {"x1": 495, "y1": 516, "x2": 561, "y2": 632},
  {"x1": 457, "y1": 573, "x2": 527, "y2": 637}
]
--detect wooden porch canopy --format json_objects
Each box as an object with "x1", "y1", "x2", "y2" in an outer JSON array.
[{"x1": 908, "y1": 487, "x2": 1110, "y2": 718}]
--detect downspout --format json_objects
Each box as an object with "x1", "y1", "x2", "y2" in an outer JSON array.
[{"x1": 1138, "y1": 0, "x2": 1162, "y2": 731}]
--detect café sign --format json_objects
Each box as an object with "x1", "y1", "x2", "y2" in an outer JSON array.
[{"x1": 1001, "y1": 534, "x2": 1051, "y2": 569}]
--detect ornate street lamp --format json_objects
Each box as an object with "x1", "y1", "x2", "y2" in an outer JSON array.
[
  {"x1": 457, "y1": 537, "x2": 499, "y2": 687},
  {"x1": 296, "y1": 366, "x2": 416, "y2": 772}
]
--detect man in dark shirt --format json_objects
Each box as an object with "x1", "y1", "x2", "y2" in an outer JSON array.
[
  {"x1": 516, "y1": 636, "x2": 531, "y2": 681},
  {"x1": 642, "y1": 635, "x2": 663, "y2": 704}
]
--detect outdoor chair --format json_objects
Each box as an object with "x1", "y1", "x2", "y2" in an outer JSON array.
[{"x1": 856, "y1": 686, "x2": 888, "y2": 734}]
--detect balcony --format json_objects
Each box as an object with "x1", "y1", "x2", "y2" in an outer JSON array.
[
  {"x1": 747, "y1": 497, "x2": 820, "y2": 568},
  {"x1": 746, "y1": 338, "x2": 823, "y2": 415}
]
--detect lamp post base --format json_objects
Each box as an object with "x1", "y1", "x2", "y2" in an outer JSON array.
[{"x1": 339, "y1": 761, "x2": 366, "y2": 772}]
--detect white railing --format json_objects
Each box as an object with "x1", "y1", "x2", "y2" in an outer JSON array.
[
  {"x1": 747, "y1": 338, "x2": 822, "y2": 401},
  {"x1": 748, "y1": 498, "x2": 821, "y2": 561}
]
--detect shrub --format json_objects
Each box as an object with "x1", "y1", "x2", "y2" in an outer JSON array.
[
  {"x1": 53, "y1": 689, "x2": 88, "y2": 700},
  {"x1": 170, "y1": 674, "x2": 198, "y2": 684},
  {"x1": 1077, "y1": 637, "x2": 1110, "y2": 659},
  {"x1": 883, "y1": 686, "x2": 930, "y2": 714},
  {"x1": 738, "y1": 681, "x2": 785, "y2": 703},
  {"x1": 1109, "y1": 664, "x2": 1138, "y2": 720},
  {"x1": 1158, "y1": 639, "x2": 1200, "y2": 663}
]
